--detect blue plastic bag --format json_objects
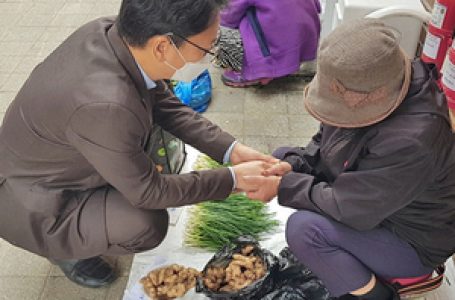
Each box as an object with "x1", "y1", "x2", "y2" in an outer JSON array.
[{"x1": 173, "y1": 70, "x2": 212, "y2": 113}]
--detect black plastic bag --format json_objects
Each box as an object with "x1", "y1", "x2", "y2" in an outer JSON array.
[
  {"x1": 262, "y1": 247, "x2": 334, "y2": 300},
  {"x1": 196, "y1": 236, "x2": 280, "y2": 300},
  {"x1": 196, "y1": 237, "x2": 333, "y2": 300}
]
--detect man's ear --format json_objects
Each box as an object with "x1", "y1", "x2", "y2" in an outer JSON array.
[{"x1": 148, "y1": 35, "x2": 171, "y2": 62}]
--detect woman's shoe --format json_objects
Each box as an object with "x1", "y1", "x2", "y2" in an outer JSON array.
[{"x1": 221, "y1": 70, "x2": 272, "y2": 87}]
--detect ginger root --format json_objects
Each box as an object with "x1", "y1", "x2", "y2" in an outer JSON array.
[
  {"x1": 140, "y1": 264, "x2": 200, "y2": 300},
  {"x1": 203, "y1": 245, "x2": 267, "y2": 292}
]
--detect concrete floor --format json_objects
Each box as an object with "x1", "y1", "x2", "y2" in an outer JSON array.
[{"x1": 0, "y1": 0, "x2": 317, "y2": 299}]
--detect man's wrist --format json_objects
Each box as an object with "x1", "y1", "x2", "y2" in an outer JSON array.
[
  {"x1": 223, "y1": 141, "x2": 238, "y2": 164},
  {"x1": 227, "y1": 166, "x2": 236, "y2": 190}
]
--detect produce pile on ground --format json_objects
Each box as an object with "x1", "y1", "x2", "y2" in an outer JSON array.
[
  {"x1": 184, "y1": 193, "x2": 279, "y2": 251},
  {"x1": 140, "y1": 264, "x2": 200, "y2": 300},
  {"x1": 202, "y1": 245, "x2": 266, "y2": 292},
  {"x1": 185, "y1": 154, "x2": 279, "y2": 251}
]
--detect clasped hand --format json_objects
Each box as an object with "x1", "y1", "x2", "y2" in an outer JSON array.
[
  {"x1": 232, "y1": 160, "x2": 292, "y2": 203},
  {"x1": 228, "y1": 142, "x2": 292, "y2": 203}
]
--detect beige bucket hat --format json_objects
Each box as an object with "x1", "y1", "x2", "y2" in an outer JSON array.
[{"x1": 304, "y1": 19, "x2": 412, "y2": 128}]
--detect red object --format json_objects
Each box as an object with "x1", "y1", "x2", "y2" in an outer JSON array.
[
  {"x1": 431, "y1": 0, "x2": 455, "y2": 32},
  {"x1": 388, "y1": 273, "x2": 432, "y2": 286},
  {"x1": 442, "y1": 41, "x2": 455, "y2": 109},
  {"x1": 421, "y1": 0, "x2": 455, "y2": 72}
]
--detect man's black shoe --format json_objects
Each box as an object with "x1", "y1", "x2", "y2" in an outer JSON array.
[{"x1": 51, "y1": 256, "x2": 117, "y2": 288}]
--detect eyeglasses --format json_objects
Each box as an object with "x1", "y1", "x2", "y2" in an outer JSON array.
[
  {"x1": 166, "y1": 31, "x2": 221, "y2": 56},
  {"x1": 165, "y1": 31, "x2": 240, "y2": 71}
]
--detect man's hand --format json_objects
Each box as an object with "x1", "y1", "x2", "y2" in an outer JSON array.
[
  {"x1": 233, "y1": 161, "x2": 272, "y2": 191},
  {"x1": 263, "y1": 161, "x2": 292, "y2": 176},
  {"x1": 230, "y1": 142, "x2": 278, "y2": 165},
  {"x1": 242, "y1": 175, "x2": 281, "y2": 203}
]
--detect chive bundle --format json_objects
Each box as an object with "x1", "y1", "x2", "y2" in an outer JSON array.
[{"x1": 185, "y1": 155, "x2": 279, "y2": 251}]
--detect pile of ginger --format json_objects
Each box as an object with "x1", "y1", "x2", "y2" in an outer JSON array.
[
  {"x1": 202, "y1": 245, "x2": 266, "y2": 292},
  {"x1": 140, "y1": 245, "x2": 267, "y2": 299},
  {"x1": 140, "y1": 264, "x2": 200, "y2": 299}
]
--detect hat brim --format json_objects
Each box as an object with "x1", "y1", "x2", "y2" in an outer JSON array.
[{"x1": 303, "y1": 49, "x2": 412, "y2": 128}]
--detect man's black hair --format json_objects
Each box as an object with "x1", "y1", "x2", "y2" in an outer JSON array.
[{"x1": 117, "y1": 0, "x2": 228, "y2": 47}]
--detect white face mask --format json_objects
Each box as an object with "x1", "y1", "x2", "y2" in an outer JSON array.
[{"x1": 164, "y1": 40, "x2": 211, "y2": 83}]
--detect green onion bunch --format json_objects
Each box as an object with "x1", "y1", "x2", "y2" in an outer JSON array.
[{"x1": 184, "y1": 194, "x2": 279, "y2": 251}]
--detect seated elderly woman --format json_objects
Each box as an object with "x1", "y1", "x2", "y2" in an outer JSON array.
[{"x1": 243, "y1": 19, "x2": 455, "y2": 300}]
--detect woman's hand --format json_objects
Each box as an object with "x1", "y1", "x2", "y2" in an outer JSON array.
[{"x1": 263, "y1": 161, "x2": 292, "y2": 176}]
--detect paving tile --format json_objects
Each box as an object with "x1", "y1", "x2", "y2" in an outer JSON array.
[
  {"x1": 0, "y1": 13, "x2": 18, "y2": 27},
  {"x1": 206, "y1": 89, "x2": 245, "y2": 113},
  {"x1": 105, "y1": 276, "x2": 128, "y2": 300},
  {"x1": 288, "y1": 115, "x2": 321, "y2": 138},
  {"x1": 40, "y1": 277, "x2": 108, "y2": 300},
  {"x1": 0, "y1": 56, "x2": 22, "y2": 74},
  {"x1": 91, "y1": 3, "x2": 121, "y2": 15},
  {"x1": 28, "y1": 2, "x2": 65, "y2": 15},
  {"x1": 201, "y1": 112, "x2": 243, "y2": 137},
  {"x1": 73, "y1": 0, "x2": 101, "y2": 3},
  {"x1": 13, "y1": 56, "x2": 43, "y2": 74},
  {"x1": 0, "y1": 3, "x2": 31, "y2": 27},
  {"x1": 0, "y1": 43, "x2": 34, "y2": 57},
  {"x1": 116, "y1": 255, "x2": 133, "y2": 277},
  {"x1": 286, "y1": 91, "x2": 309, "y2": 115},
  {"x1": 1, "y1": 73, "x2": 28, "y2": 93},
  {"x1": 85, "y1": 15, "x2": 107, "y2": 24},
  {"x1": 209, "y1": 66, "x2": 231, "y2": 91},
  {"x1": 37, "y1": 27, "x2": 76, "y2": 43},
  {"x1": 0, "y1": 92, "x2": 16, "y2": 113},
  {"x1": 0, "y1": 74, "x2": 10, "y2": 90},
  {"x1": 2, "y1": 27, "x2": 46, "y2": 42},
  {"x1": 0, "y1": 3, "x2": 31, "y2": 15},
  {"x1": 0, "y1": 239, "x2": 9, "y2": 261},
  {"x1": 50, "y1": 14, "x2": 89, "y2": 28},
  {"x1": 60, "y1": 3, "x2": 96, "y2": 14},
  {"x1": 0, "y1": 277, "x2": 46, "y2": 300},
  {"x1": 17, "y1": 14, "x2": 56, "y2": 27},
  {"x1": 211, "y1": 75, "x2": 231, "y2": 91},
  {"x1": 0, "y1": 243, "x2": 51, "y2": 277},
  {"x1": 33, "y1": 0, "x2": 66, "y2": 3},
  {"x1": 244, "y1": 91, "x2": 287, "y2": 115},
  {"x1": 0, "y1": 28, "x2": 7, "y2": 41},
  {"x1": 244, "y1": 114, "x2": 288, "y2": 137},
  {"x1": 208, "y1": 65, "x2": 223, "y2": 76}
]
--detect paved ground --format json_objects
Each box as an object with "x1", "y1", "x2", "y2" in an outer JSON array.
[{"x1": 0, "y1": 0, "x2": 317, "y2": 299}]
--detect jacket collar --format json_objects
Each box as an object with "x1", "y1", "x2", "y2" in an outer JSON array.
[
  {"x1": 106, "y1": 22, "x2": 151, "y2": 101},
  {"x1": 394, "y1": 59, "x2": 450, "y2": 126}
]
